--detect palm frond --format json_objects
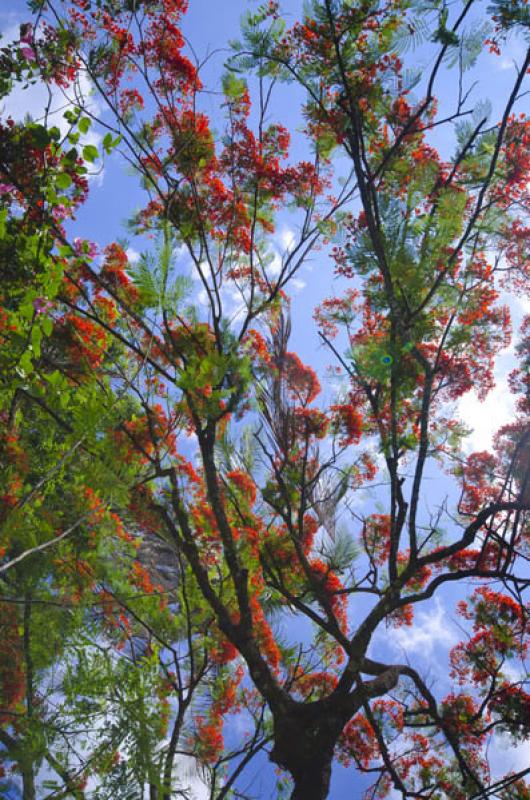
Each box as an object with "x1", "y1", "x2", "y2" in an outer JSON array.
[{"x1": 129, "y1": 224, "x2": 192, "y2": 312}]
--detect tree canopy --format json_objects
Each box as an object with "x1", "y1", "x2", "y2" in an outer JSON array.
[{"x1": 0, "y1": 0, "x2": 529, "y2": 798}]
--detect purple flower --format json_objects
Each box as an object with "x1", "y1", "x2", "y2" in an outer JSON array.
[
  {"x1": 0, "y1": 183, "x2": 14, "y2": 196},
  {"x1": 73, "y1": 237, "x2": 99, "y2": 259},
  {"x1": 20, "y1": 46, "x2": 36, "y2": 62},
  {"x1": 33, "y1": 298, "x2": 53, "y2": 315},
  {"x1": 52, "y1": 204, "x2": 68, "y2": 220}
]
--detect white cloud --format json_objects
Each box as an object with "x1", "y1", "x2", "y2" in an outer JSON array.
[
  {"x1": 126, "y1": 247, "x2": 141, "y2": 264},
  {"x1": 173, "y1": 243, "x2": 188, "y2": 262},
  {"x1": 278, "y1": 226, "x2": 296, "y2": 253},
  {"x1": 2, "y1": 63, "x2": 101, "y2": 139},
  {"x1": 172, "y1": 755, "x2": 210, "y2": 800},
  {"x1": 384, "y1": 598, "x2": 457, "y2": 661},
  {"x1": 267, "y1": 251, "x2": 283, "y2": 278},
  {"x1": 191, "y1": 265, "x2": 250, "y2": 325},
  {"x1": 191, "y1": 261, "x2": 210, "y2": 282},
  {"x1": 489, "y1": 733, "x2": 530, "y2": 781},
  {"x1": 515, "y1": 293, "x2": 530, "y2": 316},
  {"x1": 291, "y1": 277, "x2": 306, "y2": 292},
  {"x1": 496, "y1": 38, "x2": 526, "y2": 71},
  {"x1": 197, "y1": 288, "x2": 210, "y2": 307},
  {"x1": 224, "y1": 283, "x2": 250, "y2": 325},
  {"x1": 458, "y1": 345, "x2": 516, "y2": 453},
  {"x1": 487, "y1": 657, "x2": 528, "y2": 776},
  {"x1": 262, "y1": 228, "x2": 296, "y2": 281}
]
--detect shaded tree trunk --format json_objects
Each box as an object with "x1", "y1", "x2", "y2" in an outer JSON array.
[
  {"x1": 270, "y1": 705, "x2": 346, "y2": 800},
  {"x1": 289, "y1": 753, "x2": 334, "y2": 800},
  {"x1": 22, "y1": 765, "x2": 36, "y2": 800},
  {"x1": 22, "y1": 595, "x2": 36, "y2": 800}
]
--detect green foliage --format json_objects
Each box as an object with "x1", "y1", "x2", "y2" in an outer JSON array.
[
  {"x1": 320, "y1": 528, "x2": 360, "y2": 573},
  {"x1": 446, "y1": 22, "x2": 492, "y2": 69},
  {"x1": 83, "y1": 143, "x2": 99, "y2": 163},
  {"x1": 488, "y1": 0, "x2": 530, "y2": 35},
  {"x1": 129, "y1": 225, "x2": 193, "y2": 311},
  {"x1": 222, "y1": 71, "x2": 248, "y2": 99},
  {"x1": 102, "y1": 131, "x2": 122, "y2": 154}
]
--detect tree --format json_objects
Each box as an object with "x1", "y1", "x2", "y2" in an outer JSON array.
[
  {"x1": 1, "y1": 0, "x2": 529, "y2": 799},
  {"x1": 0, "y1": 24, "x2": 251, "y2": 800}
]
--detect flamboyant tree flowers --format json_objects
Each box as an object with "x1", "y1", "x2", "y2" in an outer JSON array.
[{"x1": 1, "y1": 1, "x2": 530, "y2": 799}]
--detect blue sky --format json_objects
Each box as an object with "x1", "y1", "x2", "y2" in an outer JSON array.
[{"x1": 1, "y1": 0, "x2": 530, "y2": 797}]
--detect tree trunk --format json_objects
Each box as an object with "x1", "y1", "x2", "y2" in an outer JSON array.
[
  {"x1": 270, "y1": 705, "x2": 344, "y2": 800},
  {"x1": 289, "y1": 754, "x2": 334, "y2": 800},
  {"x1": 22, "y1": 595, "x2": 36, "y2": 800},
  {"x1": 22, "y1": 766, "x2": 36, "y2": 800}
]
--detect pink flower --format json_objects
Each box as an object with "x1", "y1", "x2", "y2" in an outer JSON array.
[
  {"x1": 20, "y1": 46, "x2": 36, "y2": 62},
  {"x1": 33, "y1": 298, "x2": 53, "y2": 315},
  {"x1": 52, "y1": 204, "x2": 68, "y2": 220},
  {"x1": 74, "y1": 238, "x2": 98, "y2": 259}
]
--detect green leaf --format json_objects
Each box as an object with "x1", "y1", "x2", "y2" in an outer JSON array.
[
  {"x1": 83, "y1": 144, "x2": 99, "y2": 163},
  {"x1": 46, "y1": 370, "x2": 63, "y2": 389},
  {"x1": 78, "y1": 117, "x2": 92, "y2": 135},
  {"x1": 64, "y1": 146, "x2": 79, "y2": 164},
  {"x1": 41, "y1": 316, "x2": 53, "y2": 337},
  {"x1": 222, "y1": 72, "x2": 247, "y2": 99},
  {"x1": 58, "y1": 244, "x2": 74, "y2": 258},
  {"x1": 102, "y1": 132, "x2": 121, "y2": 154},
  {"x1": 64, "y1": 108, "x2": 80, "y2": 124},
  {"x1": 19, "y1": 299, "x2": 35, "y2": 320},
  {"x1": 55, "y1": 172, "x2": 72, "y2": 190},
  {"x1": 325, "y1": 528, "x2": 360, "y2": 570},
  {"x1": 19, "y1": 349, "x2": 34, "y2": 375},
  {"x1": 432, "y1": 25, "x2": 460, "y2": 46},
  {"x1": 28, "y1": 123, "x2": 50, "y2": 149},
  {"x1": 31, "y1": 324, "x2": 42, "y2": 358}
]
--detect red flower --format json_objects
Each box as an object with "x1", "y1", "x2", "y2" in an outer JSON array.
[{"x1": 226, "y1": 469, "x2": 257, "y2": 505}]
